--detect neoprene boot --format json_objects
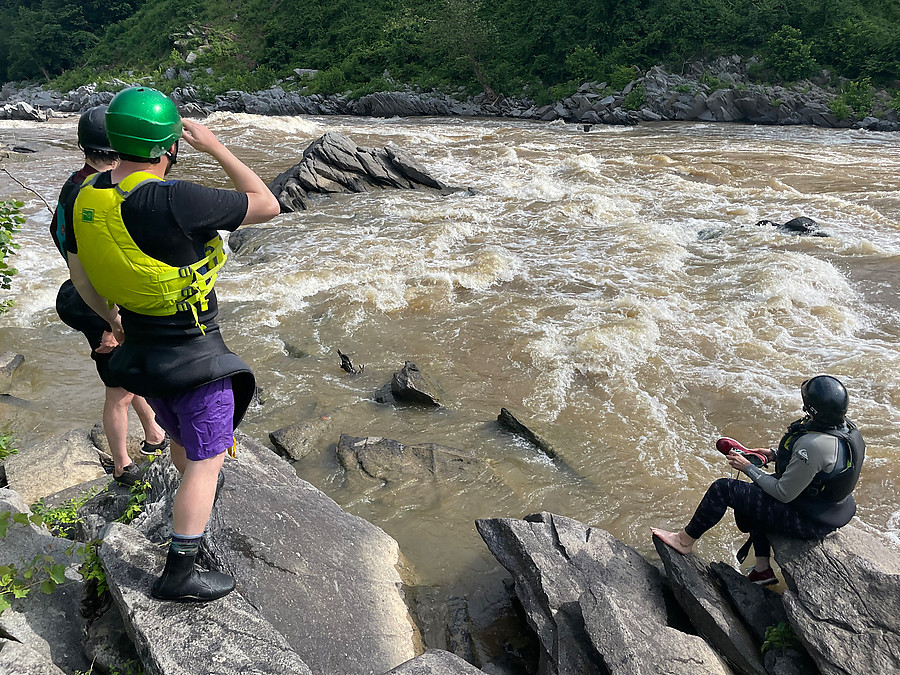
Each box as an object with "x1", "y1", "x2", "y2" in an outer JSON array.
[{"x1": 151, "y1": 546, "x2": 235, "y2": 602}]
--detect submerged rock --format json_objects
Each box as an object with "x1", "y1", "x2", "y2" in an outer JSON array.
[
  {"x1": 337, "y1": 434, "x2": 490, "y2": 484},
  {"x1": 268, "y1": 132, "x2": 450, "y2": 212},
  {"x1": 496, "y1": 408, "x2": 556, "y2": 459},
  {"x1": 755, "y1": 216, "x2": 829, "y2": 237}
]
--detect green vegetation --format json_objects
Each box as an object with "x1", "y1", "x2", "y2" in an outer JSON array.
[
  {"x1": 117, "y1": 478, "x2": 151, "y2": 524},
  {"x1": 624, "y1": 83, "x2": 646, "y2": 110},
  {"x1": 767, "y1": 25, "x2": 817, "y2": 81},
  {"x1": 0, "y1": 510, "x2": 69, "y2": 614},
  {"x1": 0, "y1": 200, "x2": 23, "y2": 312},
  {"x1": 0, "y1": 427, "x2": 18, "y2": 461},
  {"x1": 31, "y1": 487, "x2": 100, "y2": 538},
  {"x1": 830, "y1": 76, "x2": 875, "y2": 119},
  {"x1": 0, "y1": 0, "x2": 899, "y2": 99},
  {"x1": 78, "y1": 539, "x2": 108, "y2": 596},
  {"x1": 761, "y1": 621, "x2": 800, "y2": 654}
]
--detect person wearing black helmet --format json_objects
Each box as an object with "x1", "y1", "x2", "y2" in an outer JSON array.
[
  {"x1": 652, "y1": 375, "x2": 865, "y2": 585},
  {"x1": 51, "y1": 105, "x2": 168, "y2": 487}
]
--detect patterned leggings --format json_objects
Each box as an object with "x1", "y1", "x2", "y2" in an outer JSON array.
[{"x1": 684, "y1": 478, "x2": 833, "y2": 558}]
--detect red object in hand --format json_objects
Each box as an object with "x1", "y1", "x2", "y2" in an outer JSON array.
[{"x1": 716, "y1": 438, "x2": 768, "y2": 467}]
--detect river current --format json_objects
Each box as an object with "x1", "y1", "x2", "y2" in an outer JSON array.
[{"x1": 1, "y1": 114, "x2": 898, "y2": 596}]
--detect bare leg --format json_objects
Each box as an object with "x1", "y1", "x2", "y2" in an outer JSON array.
[
  {"x1": 170, "y1": 440, "x2": 187, "y2": 476},
  {"x1": 754, "y1": 556, "x2": 771, "y2": 572},
  {"x1": 104, "y1": 387, "x2": 135, "y2": 475},
  {"x1": 131, "y1": 395, "x2": 166, "y2": 445},
  {"x1": 172, "y1": 452, "x2": 225, "y2": 536},
  {"x1": 650, "y1": 527, "x2": 697, "y2": 555}
]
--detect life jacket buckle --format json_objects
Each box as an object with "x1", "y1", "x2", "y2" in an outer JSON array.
[
  {"x1": 178, "y1": 266, "x2": 192, "y2": 278},
  {"x1": 175, "y1": 301, "x2": 190, "y2": 312},
  {"x1": 181, "y1": 287, "x2": 198, "y2": 298}
]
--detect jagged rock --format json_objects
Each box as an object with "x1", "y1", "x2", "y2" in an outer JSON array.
[
  {"x1": 268, "y1": 132, "x2": 448, "y2": 213},
  {"x1": 0, "y1": 488, "x2": 90, "y2": 674},
  {"x1": 710, "y1": 562, "x2": 787, "y2": 644},
  {"x1": 391, "y1": 361, "x2": 442, "y2": 406},
  {"x1": 354, "y1": 91, "x2": 453, "y2": 117},
  {"x1": 387, "y1": 649, "x2": 486, "y2": 674},
  {"x1": 269, "y1": 412, "x2": 336, "y2": 461},
  {"x1": 0, "y1": 351, "x2": 24, "y2": 395},
  {"x1": 337, "y1": 434, "x2": 491, "y2": 484},
  {"x1": 4, "y1": 430, "x2": 106, "y2": 505},
  {"x1": 477, "y1": 513, "x2": 731, "y2": 675},
  {"x1": 98, "y1": 523, "x2": 313, "y2": 675},
  {"x1": 653, "y1": 535, "x2": 766, "y2": 675},
  {"x1": 763, "y1": 647, "x2": 818, "y2": 675},
  {"x1": 771, "y1": 524, "x2": 900, "y2": 675},
  {"x1": 133, "y1": 436, "x2": 420, "y2": 674},
  {"x1": 0, "y1": 639, "x2": 66, "y2": 674},
  {"x1": 496, "y1": 408, "x2": 555, "y2": 460}
]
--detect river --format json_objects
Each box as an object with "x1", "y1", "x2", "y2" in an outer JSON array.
[{"x1": 1, "y1": 114, "x2": 898, "y2": 602}]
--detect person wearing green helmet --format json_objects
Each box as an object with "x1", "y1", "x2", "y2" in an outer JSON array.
[
  {"x1": 51, "y1": 105, "x2": 169, "y2": 488},
  {"x1": 66, "y1": 87, "x2": 280, "y2": 602}
]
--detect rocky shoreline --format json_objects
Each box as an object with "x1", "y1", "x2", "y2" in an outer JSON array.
[
  {"x1": 1, "y1": 355, "x2": 899, "y2": 675},
  {"x1": 2, "y1": 56, "x2": 899, "y2": 131}
]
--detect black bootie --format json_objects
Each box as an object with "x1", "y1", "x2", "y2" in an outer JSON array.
[{"x1": 151, "y1": 545, "x2": 235, "y2": 602}]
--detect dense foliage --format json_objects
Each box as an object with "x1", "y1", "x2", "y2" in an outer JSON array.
[{"x1": 1, "y1": 0, "x2": 898, "y2": 97}]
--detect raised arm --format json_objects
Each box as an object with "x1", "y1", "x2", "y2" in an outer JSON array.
[{"x1": 180, "y1": 119, "x2": 280, "y2": 225}]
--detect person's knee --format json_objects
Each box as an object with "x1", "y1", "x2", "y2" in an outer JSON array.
[{"x1": 106, "y1": 388, "x2": 134, "y2": 408}]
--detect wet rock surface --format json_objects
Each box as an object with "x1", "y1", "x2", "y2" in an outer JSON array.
[{"x1": 390, "y1": 361, "x2": 443, "y2": 406}]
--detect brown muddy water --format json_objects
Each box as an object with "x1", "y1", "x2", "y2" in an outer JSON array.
[{"x1": 1, "y1": 114, "x2": 899, "y2": 604}]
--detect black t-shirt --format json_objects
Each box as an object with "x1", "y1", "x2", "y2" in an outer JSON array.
[{"x1": 66, "y1": 171, "x2": 249, "y2": 339}]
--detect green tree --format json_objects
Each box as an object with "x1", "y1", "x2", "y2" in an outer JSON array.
[
  {"x1": 767, "y1": 25, "x2": 817, "y2": 81},
  {"x1": 0, "y1": 200, "x2": 23, "y2": 312},
  {"x1": 431, "y1": 0, "x2": 499, "y2": 99}
]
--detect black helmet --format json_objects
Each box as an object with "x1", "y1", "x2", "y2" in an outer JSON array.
[
  {"x1": 77, "y1": 105, "x2": 115, "y2": 153},
  {"x1": 801, "y1": 375, "x2": 849, "y2": 426}
]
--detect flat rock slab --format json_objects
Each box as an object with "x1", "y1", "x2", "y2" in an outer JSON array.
[
  {"x1": 98, "y1": 523, "x2": 312, "y2": 675},
  {"x1": 653, "y1": 536, "x2": 766, "y2": 675},
  {"x1": 386, "y1": 649, "x2": 485, "y2": 674},
  {"x1": 136, "y1": 436, "x2": 420, "y2": 675},
  {"x1": 477, "y1": 513, "x2": 731, "y2": 675},
  {"x1": 772, "y1": 524, "x2": 900, "y2": 675},
  {"x1": 5, "y1": 429, "x2": 105, "y2": 505}
]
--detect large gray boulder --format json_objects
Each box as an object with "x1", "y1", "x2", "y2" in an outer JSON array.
[
  {"x1": 134, "y1": 436, "x2": 420, "y2": 675},
  {"x1": 477, "y1": 513, "x2": 731, "y2": 675},
  {"x1": 771, "y1": 524, "x2": 900, "y2": 675},
  {"x1": 0, "y1": 488, "x2": 90, "y2": 674},
  {"x1": 653, "y1": 536, "x2": 766, "y2": 675},
  {"x1": 269, "y1": 412, "x2": 337, "y2": 461},
  {"x1": 5, "y1": 429, "x2": 106, "y2": 505},
  {"x1": 268, "y1": 132, "x2": 448, "y2": 212},
  {"x1": 98, "y1": 523, "x2": 312, "y2": 675},
  {"x1": 386, "y1": 649, "x2": 485, "y2": 674}
]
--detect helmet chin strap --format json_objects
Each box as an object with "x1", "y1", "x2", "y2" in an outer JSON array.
[{"x1": 164, "y1": 141, "x2": 178, "y2": 176}]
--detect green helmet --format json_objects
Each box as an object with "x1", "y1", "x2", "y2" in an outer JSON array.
[{"x1": 105, "y1": 87, "x2": 182, "y2": 159}]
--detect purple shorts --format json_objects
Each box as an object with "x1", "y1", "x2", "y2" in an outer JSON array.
[{"x1": 146, "y1": 378, "x2": 234, "y2": 462}]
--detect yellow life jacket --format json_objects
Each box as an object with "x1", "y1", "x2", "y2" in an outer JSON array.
[{"x1": 72, "y1": 171, "x2": 226, "y2": 332}]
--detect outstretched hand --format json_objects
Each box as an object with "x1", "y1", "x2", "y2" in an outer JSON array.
[{"x1": 181, "y1": 119, "x2": 224, "y2": 155}]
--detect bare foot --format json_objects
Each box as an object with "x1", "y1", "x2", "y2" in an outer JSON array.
[{"x1": 651, "y1": 527, "x2": 695, "y2": 555}]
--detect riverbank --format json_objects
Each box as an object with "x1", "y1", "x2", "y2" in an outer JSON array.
[{"x1": 2, "y1": 56, "x2": 899, "y2": 131}]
